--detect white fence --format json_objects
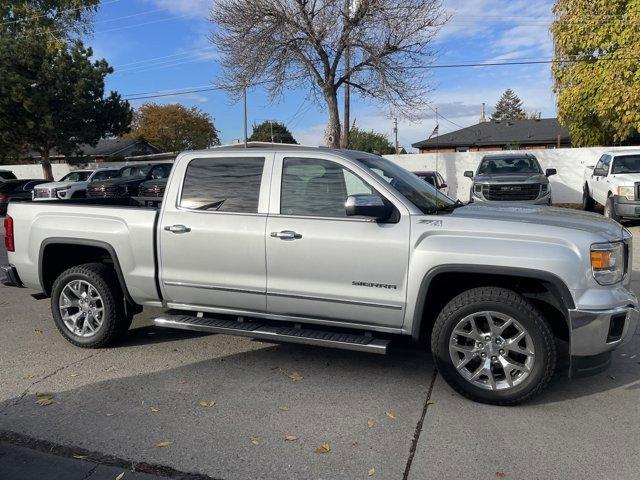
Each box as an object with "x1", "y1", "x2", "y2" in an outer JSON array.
[
  {"x1": 384, "y1": 146, "x2": 640, "y2": 204},
  {"x1": 7, "y1": 163, "x2": 71, "y2": 180}
]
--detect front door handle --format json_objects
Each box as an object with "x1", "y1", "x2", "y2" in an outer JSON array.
[
  {"x1": 164, "y1": 224, "x2": 191, "y2": 234},
  {"x1": 270, "y1": 230, "x2": 302, "y2": 240}
]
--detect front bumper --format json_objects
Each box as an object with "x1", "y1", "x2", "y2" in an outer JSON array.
[
  {"x1": 1, "y1": 264, "x2": 24, "y2": 287},
  {"x1": 569, "y1": 304, "x2": 638, "y2": 376},
  {"x1": 613, "y1": 195, "x2": 640, "y2": 217}
]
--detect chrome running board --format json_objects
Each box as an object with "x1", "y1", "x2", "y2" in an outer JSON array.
[{"x1": 153, "y1": 312, "x2": 389, "y2": 354}]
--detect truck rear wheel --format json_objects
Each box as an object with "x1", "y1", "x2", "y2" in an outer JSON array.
[
  {"x1": 431, "y1": 287, "x2": 556, "y2": 405},
  {"x1": 51, "y1": 263, "x2": 128, "y2": 348}
]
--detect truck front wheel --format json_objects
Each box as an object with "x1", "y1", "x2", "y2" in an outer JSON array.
[
  {"x1": 51, "y1": 263, "x2": 129, "y2": 348},
  {"x1": 431, "y1": 287, "x2": 556, "y2": 405}
]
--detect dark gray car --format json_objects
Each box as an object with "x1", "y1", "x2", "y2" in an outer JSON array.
[{"x1": 464, "y1": 153, "x2": 556, "y2": 204}]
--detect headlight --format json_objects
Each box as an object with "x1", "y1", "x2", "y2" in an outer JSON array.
[
  {"x1": 473, "y1": 184, "x2": 483, "y2": 197},
  {"x1": 540, "y1": 184, "x2": 549, "y2": 194},
  {"x1": 55, "y1": 188, "x2": 68, "y2": 199},
  {"x1": 617, "y1": 186, "x2": 635, "y2": 200},
  {"x1": 591, "y1": 242, "x2": 625, "y2": 285}
]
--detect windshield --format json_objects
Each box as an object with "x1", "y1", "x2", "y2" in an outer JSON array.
[
  {"x1": 611, "y1": 155, "x2": 640, "y2": 174},
  {"x1": 355, "y1": 156, "x2": 455, "y2": 214},
  {"x1": 0, "y1": 171, "x2": 17, "y2": 180},
  {"x1": 91, "y1": 170, "x2": 120, "y2": 182},
  {"x1": 477, "y1": 157, "x2": 541, "y2": 175},
  {"x1": 119, "y1": 165, "x2": 151, "y2": 178},
  {"x1": 60, "y1": 171, "x2": 92, "y2": 182}
]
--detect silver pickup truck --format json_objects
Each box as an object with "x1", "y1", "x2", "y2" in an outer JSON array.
[{"x1": 2, "y1": 145, "x2": 638, "y2": 405}]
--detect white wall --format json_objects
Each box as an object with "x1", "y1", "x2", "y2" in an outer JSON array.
[
  {"x1": 384, "y1": 146, "x2": 640, "y2": 204},
  {"x1": 6, "y1": 164, "x2": 71, "y2": 181}
]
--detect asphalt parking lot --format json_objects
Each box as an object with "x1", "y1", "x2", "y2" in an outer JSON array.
[{"x1": 1, "y1": 223, "x2": 640, "y2": 480}]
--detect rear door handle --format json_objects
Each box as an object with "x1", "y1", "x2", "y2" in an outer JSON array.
[
  {"x1": 164, "y1": 224, "x2": 191, "y2": 234},
  {"x1": 270, "y1": 230, "x2": 302, "y2": 240}
]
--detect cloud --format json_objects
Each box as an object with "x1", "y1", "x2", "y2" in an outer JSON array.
[{"x1": 143, "y1": 0, "x2": 212, "y2": 19}]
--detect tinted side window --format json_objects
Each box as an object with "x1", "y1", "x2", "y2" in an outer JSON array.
[
  {"x1": 180, "y1": 157, "x2": 265, "y2": 213},
  {"x1": 280, "y1": 157, "x2": 374, "y2": 217}
]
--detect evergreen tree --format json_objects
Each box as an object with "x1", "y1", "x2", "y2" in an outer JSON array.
[
  {"x1": 491, "y1": 89, "x2": 527, "y2": 121},
  {"x1": 249, "y1": 121, "x2": 297, "y2": 144},
  {"x1": 348, "y1": 128, "x2": 395, "y2": 154}
]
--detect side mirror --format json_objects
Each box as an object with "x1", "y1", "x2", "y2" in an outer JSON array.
[
  {"x1": 545, "y1": 168, "x2": 557, "y2": 177},
  {"x1": 440, "y1": 183, "x2": 448, "y2": 189},
  {"x1": 593, "y1": 168, "x2": 606, "y2": 177},
  {"x1": 464, "y1": 171, "x2": 474, "y2": 178},
  {"x1": 345, "y1": 194, "x2": 394, "y2": 221}
]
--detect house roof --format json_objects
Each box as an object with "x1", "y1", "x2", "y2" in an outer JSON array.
[
  {"x1": 412, "y1": 118, "x2": 571, "y2": 149},
  {"x1": 76, "y1": 138, "x2": 160, "y2": 157}
]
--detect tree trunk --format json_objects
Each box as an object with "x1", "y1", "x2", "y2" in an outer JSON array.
[
  {"x1": 41, "y1": 150, "x2": 53, "y2": 181},
  {"x1": 324, "y1": 86, "x2": 341, "y2": 148}
]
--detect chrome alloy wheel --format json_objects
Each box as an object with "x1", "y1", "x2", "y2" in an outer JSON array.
[
  {"x1": 449, "y1": 311, "x2": 535, "y2": 391},
  {"x1": 59, "y1": 280, "x2": 105, "y2": 338}
]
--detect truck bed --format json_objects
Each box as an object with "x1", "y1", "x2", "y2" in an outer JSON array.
[{"x1": 7, "y1": 200, "x2": 161, "y2": 305}]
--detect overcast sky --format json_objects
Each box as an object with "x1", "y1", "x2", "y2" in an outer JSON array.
[{"x1": 93, "y1": 0, "x2": 557, "y2": 151}]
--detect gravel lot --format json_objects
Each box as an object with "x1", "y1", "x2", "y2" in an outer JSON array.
[{"x1": 0, "y1": 222, "x2": 639, "y2": 480}]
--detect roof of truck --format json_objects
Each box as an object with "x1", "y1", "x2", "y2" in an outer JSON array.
[{"x1": 182, "y1": 143, "x2": 380, "y2": 160}]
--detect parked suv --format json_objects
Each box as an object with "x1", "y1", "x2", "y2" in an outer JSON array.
[
  {"x1": 33, "y1": 168, "x2": 120, "y2": 200},
  {"x1": 87, "y1": 163, "x2": 173, "y2": 199},
  {"x1": 413, "y1": 170, "x2": 449, "y2": 197},
  {"x1": 465, "y1": 153, "x2": 556, "y2": 204},
  {"x1": 0, "y1": 179, "x2": 48, "y2": 215}
]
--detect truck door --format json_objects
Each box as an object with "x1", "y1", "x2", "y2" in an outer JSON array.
[
  {"x1": 265, "y1": 154, "x2": 410, "y2": 328},
  {"x1": 592, "y1": 155, "x2": 612, "y2": 205},
  {"x1": 158, "y1": 153, "x2": 273, "y2": 313}
]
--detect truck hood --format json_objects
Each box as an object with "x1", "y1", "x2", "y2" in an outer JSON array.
[
  {"x1": 609, "y1": 173, "x2": 640, "y2": 185},
  {"x1": 474, "y1": 173, "x2": 548, "y2": 184},
  {"x1": 33, "y1": 181, "x2": 78, "y2": 190},
  {"x1": 449, "y1": 202, "x2": 625, "y2": 240}
]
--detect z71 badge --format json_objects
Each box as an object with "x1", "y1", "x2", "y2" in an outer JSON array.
[
  {"x1": 418, "y1": 219, "x2": 443, "y2": 226},
  {"x1": 352, "y1": 281, "x2": 397, "y2": 290}
]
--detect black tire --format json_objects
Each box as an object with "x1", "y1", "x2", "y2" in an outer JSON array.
[
  {"x1": 582, "y1": 184, "x2": 595, "y2": 211},
  {"x1": 604, "y1": 195, "x2": 621, "y2": 222},
  {"x1": 51, "y1": 263, "x2": 128, "y2": 348},
  {"x1": 431, "y1": 287, "x2": 556, "y2": 405}
]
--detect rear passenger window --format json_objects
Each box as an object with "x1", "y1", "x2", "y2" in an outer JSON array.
[
  {"x1": 280, "y1": 157, "x2": 374, "y2": 217},
  {"x1": 180, "y1": 157, "x2": 265, "y2": 213}
]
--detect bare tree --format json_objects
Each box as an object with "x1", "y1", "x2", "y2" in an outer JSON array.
[{"x1": 210, "y1": 0, "x2": 448, "y2": 147}]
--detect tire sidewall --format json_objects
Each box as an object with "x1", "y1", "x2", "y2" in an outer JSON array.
[
  {"x1": 433, "y1": 296, "x2": 552, "y2": 404},
  {"x1": 51, "y1": 268, "x2": 117, "y2": 347}
]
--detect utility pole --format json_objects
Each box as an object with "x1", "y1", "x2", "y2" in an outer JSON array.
[
  {"x1": 269, "y1": 120, "x2": 274, "y2": 143},
  {"x1": 243, "y1": 86, "x2": 248, "y2": 148},
  {"x1": 393, "y1": 118, "x2": 399, "y2": 154},
  {"x1": 341, "y1": 0, "x2": 351, "y2": 150}
]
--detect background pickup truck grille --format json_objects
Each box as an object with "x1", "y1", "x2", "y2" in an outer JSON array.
[
  {"x1": 87, "y1": 184, "x2": 119, "y2": 198},
  {"x1": 139, "y1": 184, "x2": 165, "y2": 197},
  {"x1": 482, "y1": 184, "x2": 541, "y2": 201},
  {"x1": 32, "y1": 188, "x2": 56, "y2": 199}
]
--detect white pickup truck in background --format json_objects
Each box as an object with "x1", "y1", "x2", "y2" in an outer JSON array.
[{"x1": 583, "y1": 150, "x2": 640, "y2": 221}]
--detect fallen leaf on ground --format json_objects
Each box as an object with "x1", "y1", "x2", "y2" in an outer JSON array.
[
  {"x1": 427, "y1": 400, "x2": 435, "y2": 406},
  {"x1": 315, "y1": 442, "x2": 331, "y2": 454},
  {"x1": 35, "y1": 392, "x2": 54, "y2": 406},
  {"x1": 22, "y1": 375, "x2": 35, "y2": 380},
  {"x1": 34, "y1": 329, "x2": 43, "y2": 334},
  {"x1": 155, "y1": 441, "x2": 173, "y2": 448},
  {"x1": 70, "y1": 373, "x2": 78, "y2": 378},
  {"x1": 496, "y1": 471, "x2": 506, "y2": 478},
  {"x1": 149, "y1": 406, "x2": 159, "y2": 412},
  {"x1": 385, "y1": 411, "x2": 396, "y2": 420},
  {"x1": 290, "y1": 372, "x2": 303, "y2": 381},
  {"x1": 115, "y1": 473, "x2": 125, "y2": 480},
  {"x1": 367, "y1": 418, "x2": 375, "y2": 428},
  {"x1": 105, "y1": 413, "x2": 114, "y2": 417},
  {"x1": 285, "y1": 435, "x2": 298, "y2": 442},
  {"x1": 72, "y1": 454, "x2": 88, "y2": 459},
  {"x1": 368, "y1": 467, "x2": 376, "y2": 477},
  {"x1": 199, "y1": 400, "x2": 216, "y2": 408},
  {"x1": 250, "y1": 436, "x2": 260, "y2": 445},
  {"x1": 278, "y1": 405, "x2": 290, "y2": 411}
]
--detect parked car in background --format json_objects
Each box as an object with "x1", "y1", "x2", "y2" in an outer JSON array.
[
  {"x1": 582, "y1": 150, "x2": 640, "y2": 222},
  {"x1": 87, "y1": 163, "x2": 173, "y2": 199},
  {"x1": 33, "y1": 168, "x2": 120, "y2": 201},
  {"x1": 3, "y1": 146, "x2": 637, "y2": 405},
  {"x1": 413, "y1": 170, "x2": 449, "y2": 197},
  {"x1": 464, "y1": 153, "x2": 556, "y2": 204},
  {"x1": 0, "y1": 179, "x2": 48, "y2": 215},
  {"x1": 0, "y1": 170, "x2": 17, "y2": 183}
]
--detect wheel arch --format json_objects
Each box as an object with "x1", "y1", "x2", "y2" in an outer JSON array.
[
  {"x1": 412, "y1": 265, "x2": 574, "y2": 343},
  {"x1": 39, "y1": 238, "x2": 134, "y2": 305}
]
